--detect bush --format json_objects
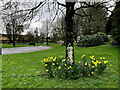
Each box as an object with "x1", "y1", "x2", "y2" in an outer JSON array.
[
  {"x1": 111, "y1": 28, "x2": 120, "y2": 46},
  {"x1": 111, "y1": 41, "x2": 118, "y2": 46},
  {"x1": 41, "y1": 55, "x2": 109, "y2": 79},
  {"x1": 77, "y1": 34, "x2": 104, "y2": 47},
  {"x1": 97, "y1": 32, "x2": 110, "y2": 42}
]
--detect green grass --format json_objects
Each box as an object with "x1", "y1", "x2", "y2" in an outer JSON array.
[{"x1": 2, "y1": 43, "x2": 119, "y2": 88}]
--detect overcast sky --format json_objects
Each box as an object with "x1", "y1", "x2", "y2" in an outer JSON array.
[{"x1": 0, "y1": 0, "x2": 116, "y2": 35}]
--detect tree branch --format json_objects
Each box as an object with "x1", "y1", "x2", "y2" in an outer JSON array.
[
  {"x1": 75, "y1": 13, "x2": 88, "y2": 17},
  {"x1": 57, "y1": 1, "x2": 66, "y2": 7}
]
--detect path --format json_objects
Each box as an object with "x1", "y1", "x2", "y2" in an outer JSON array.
[{"x1": 1, "y1": 46, "x2": 52, "y2": 55}]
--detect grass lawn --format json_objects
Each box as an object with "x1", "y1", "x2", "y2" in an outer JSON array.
[{"x1": 2, "y1": 43, "x2": 119, "y2": 88}]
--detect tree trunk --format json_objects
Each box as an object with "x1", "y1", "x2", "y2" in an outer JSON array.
[
  {"x1": 13, "y1": 30, "x2": 15, "y2": 47},
  {"x1": 12, "y1": 20, "x2": 15, "y2": 47},
  {"x1": 65, "y1": 2, "x2": 75, "y2": 65},
  {"x1": 46, "y1": 37, "x2": 49, "y2": 45}
]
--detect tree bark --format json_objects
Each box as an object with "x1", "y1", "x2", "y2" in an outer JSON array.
[
  {"x1": 65, "y1": 2, "x2": 75, "y2": 65},
  {"x1": 12, "y1": 20, "x2": 15, "y2": 47}
]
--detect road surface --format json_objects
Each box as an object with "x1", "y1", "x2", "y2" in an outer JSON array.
[{"x1": 1, "y1": 46, "x2": 52, "y2": 55}]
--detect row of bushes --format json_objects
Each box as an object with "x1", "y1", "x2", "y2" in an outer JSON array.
[{"x1": 77, "y1": 32, "x2": 110, "y2": 47}]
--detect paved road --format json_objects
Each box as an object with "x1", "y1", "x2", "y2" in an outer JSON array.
[{"x1": 1, "y1": 46, "x2": 52, "y2": 55}]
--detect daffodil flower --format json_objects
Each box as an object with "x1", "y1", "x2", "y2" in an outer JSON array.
[
  {"x1": 100, "y1": 57, "x2": 102, "y2": 59},
  {"x1": 103, "y1": 57, "x2": 105, "y2": 59},
  {"x1": 110, "y1": 64, "x2": 112, "y2": 66},
  {"x1": 36, "y1": 71, "x2": 39, "y2": 74},
  {"x1": 91, "y1": 71, "x2": 94, "y2": 74},
  {"x1": 88, "y1": 74, "x2": 90, "y2": 76},
  {"x1": 85, "y1": 63, "x2": 87, "y2": 66},
  {"x1": 59, "y1": 66, "x2": 61, "y2": 69},
  {"x1": 45, "y1": 64, "x2": 47, "y2": 66},
  {"x1": 52, "y1": 63, "x2": 55, "y2": 65},
  {"x1": 104, "y1": 60, "x2": 108, "y2": 64},
  {"x1": 92, "y1": 66, "x2": 94, "y2": 68}
]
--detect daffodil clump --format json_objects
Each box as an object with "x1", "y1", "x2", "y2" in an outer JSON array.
[{"x1": 41, "y1": 55, "x2": 110, "y2": 79}]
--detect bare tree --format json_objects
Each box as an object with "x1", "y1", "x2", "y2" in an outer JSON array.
[{"x1": 2, "y1": 2, "x2": 26, "y2": 46}]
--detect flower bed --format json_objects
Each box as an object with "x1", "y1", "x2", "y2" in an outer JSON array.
[{"x1": 41, "y1": 55, "x2": 110, "y2": 79}]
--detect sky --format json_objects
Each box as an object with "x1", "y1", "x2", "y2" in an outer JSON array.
[{"x1": 0, "y1": 0, "x2": 116, "y2": 35}]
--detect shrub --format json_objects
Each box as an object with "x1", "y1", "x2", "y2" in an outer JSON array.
[
  {"x1": 77, "y1": 34, "x2": 104, "y2": 47},
  {"x1": 111, "y1": 41, "x2": 118, "y2": 46},
  {"x1": 41, "y1": 55, "x2": 109, "y2": 79},
  {"x1": 97, "y1": 32, "x2": 110, "y2": 42},
  {"x1": 111, "y1": 28, "x2": 120, "y2": 46}
]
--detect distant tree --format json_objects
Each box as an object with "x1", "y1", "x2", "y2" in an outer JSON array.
[
  {"x1": 51, "y1": 33, "x2": 59, "y2": 43},
  {"x1": 41, "y1": 20, "x2": 52, "y2": 45},
  {"x1": 26, "y1": 31, "x2": 34, "y2": 43},
  {"x1": 106, "y1": 1, "x2": 120, "y2": 45},
  {"x1": 74, "y1": 5, "x2": 108, "y2": 36},
  {"x1": 52, "y1": 17, "x2": 66, "y2": 44},
  {"x1": 34, "y1": 27, "x2": 39, "y2": 43},
  {"x1": 2, "y1": 2, "x2": 28, "y2": 46},
  {"x1": 39, "y1": 32, "x2": 45, "y2": 43},
  {"x1": 6, "y1": 23, "x2": 12, "y2": 43}
]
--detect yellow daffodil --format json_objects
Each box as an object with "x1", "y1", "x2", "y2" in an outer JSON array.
[
  {"x1": 91, "y1": 71, "x2": 94, "y2": 74},
  {"x1": 96, "y1": 60, "x2": 99, "y2": 63},
  {"x1": 92, "y1": 66, "x2": 94, "y2": 68},
  {"x1": 70, "y1": 66, "x2": 72, "y2": 68},
  {"x1": 95, "y1": 64, "x2": 97, "y2": 67},
  {"x1": 81, "y1": 55, "x2": 85, "y2": 58},
  {"x1": 62, "y1": 59, "x2": 66, "y2": 62},
  {"x1": 90, "y1": 55, "x2": 94, "y2": 60},
  {"x1": 88, "y1": 74, "x2": 90, "y2": 76},
  {"x1": 65, "y1": 64, "x2": 67, "y2": 66},
  {"x1": 100, "y1": 57, "x2": 102, "y2": 59},
  {"x1": 44, "y1": 58, "x2": 46, "y2": 62},
  {"x1": 94, "y1": 62, "x2": 97, "y2": 67},
  {"x1": 85, "y1": 63, "x2": 87, "y2": 66},
  {"x1": 103, "y1": 57, "x2": 105, "y2": 59},
  {"x1": 41, "y1": 60, "x2": 43, "y2": 62},
  {"x1": 46, "y1": 69, "x2": 48, "y2": 72},
  {"x1": 59, "y1": 66, "x2": 61, "y2": 69},
  {"x1": 98, "y1": 62, "x2": 101, "y2": 64},
  {"x1": 79, "y1": 61, "x2": 81, "y2": 63},
  {"x1": 92, "y1": 60, "x2": 94, "y2": 64},
  {"x1": 53, "y1": 58, "x2": 56, "y2": 61},
  {"x1": 110, "y1": 64, "x2": 112, "y2": 66},
  {"x1": 57, "y1": 63, "x2": 58, "y2": 65},
  {"x1": 68, "y1": 67, "x2": 70, "y2": 69},
  {"x1": 50, "y1": 57, "x2": 53, "y2": 59},
  {"x1": 104, "y1": 60, "x2": 108, "y2": 64},
  {"x1": 36, "y1": 71, "x2": 39, "y2": 74},
  {"x1": 52, "y1": 63, "x2": 55, "y2": 65},
  {"x1": 45, "y1": 64, "x2": 47, "y2": 66}
]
